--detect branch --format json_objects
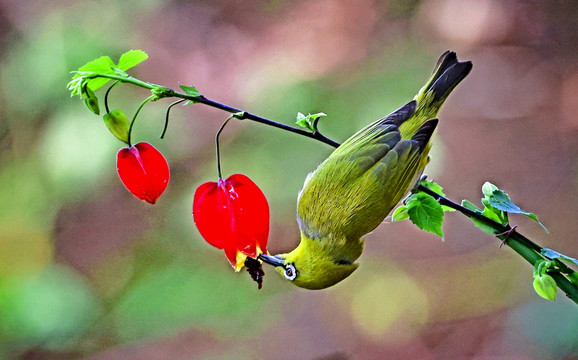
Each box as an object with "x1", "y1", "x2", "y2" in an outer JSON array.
[
  {"x1": 71, "y1": 70, "x2": 577, "y2": 304},
  {"x1": 417, "y1": 184, "x2": 578, "y2": 304}
]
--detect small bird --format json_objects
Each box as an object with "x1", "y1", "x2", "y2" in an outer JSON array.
[{"x1": 259, "y1": 51, "x2": 472, "y2": 289}]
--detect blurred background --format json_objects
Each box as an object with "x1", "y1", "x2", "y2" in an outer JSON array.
[{"x1": 0, "y1": 0, "x2": 577, "y2": 359}]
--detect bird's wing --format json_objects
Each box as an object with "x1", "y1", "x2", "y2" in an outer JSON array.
[{"x1": 297, "y1": 117, "x2": 435, "y2": 241}]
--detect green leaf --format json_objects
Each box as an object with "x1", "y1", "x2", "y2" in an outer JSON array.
[
  {"x1": 541, "y1": 249, "x2": 578, "y2": 266},
  {"x1": 481, "y1": 205, "x2": 504, "y2": 224},
  {"x1": 180, "y1": 84, "x2": 201, "y2": 104},
  {"x1": 295, "y1": 112, "x2": 327, "y2": 132},
  {"x1": 73, "y1": 56, "x2": 116, "y2": 92},
  {"x1": 487, "y1": 189, "x2": 523, "y2": 213},
  {"x1": 461, "y1": 199, "x2": 481, "y2": 212},
  {"x1": 481, "y1": 197, "x2": 508, "y2": 225},
  {"x1": 421, "y1": 180, "x2": 455, "y2": 212},
  {"x1": 421, "y1": 180, "x2": 445, "y2": 196},
  {"x1": 76, "y1": 56, "x2": 115, "y2": 75},
  {"x1": 406, "y1": 193, "x2": 444, "y2": 239},
  {"x1": 461, "y1": 200, "x2": 496, "y2": 235},
  {"x1": 532, "y1": 274, "x2": 557, "y2": 301},
  {"x1": 391, "y1": 205, "x2": 409, "y2": 221},
  {"x1": 180, "y1": 84, "x2": 200, "y2": 97},
  {"x1": 487, "y1": 187, "x2": 548, "y2": 232},
  {"x1": 117, "y1": 50, "x2": 149, "y2": 71}
]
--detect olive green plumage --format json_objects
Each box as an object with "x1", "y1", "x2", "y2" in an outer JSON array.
[{"x1": 260, "y1": 51, "x2": 472, "y2": 289}]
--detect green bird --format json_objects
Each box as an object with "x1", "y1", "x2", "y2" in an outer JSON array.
[{"x1": 259, "y1": 51, "x2": 472, "y2": 289}]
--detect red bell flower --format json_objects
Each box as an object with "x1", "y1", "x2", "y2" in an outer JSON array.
[
  {"x1": 116, "y1": 142, "x2": 170, "y2": 204},
  {"x1": 193, "y1": 174, "x2": 269, "y2": 271}
]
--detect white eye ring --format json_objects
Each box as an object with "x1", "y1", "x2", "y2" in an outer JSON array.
[{"x1": 283, "y1": 264, "x2": 297, "y2": 281}]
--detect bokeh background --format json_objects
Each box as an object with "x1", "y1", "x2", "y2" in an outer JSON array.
[{"x1": 1, "y1": 0, "x2": 577, "y2": 359}]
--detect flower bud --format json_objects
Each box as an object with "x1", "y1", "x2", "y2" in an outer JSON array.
[
  {"x1": 482, "y1": 182, "x2": 499, "y2": 198},
  {"x1": 104, "y1": 110, "x2": 130, "y2": 143},
  {"x1": 533, "y1": 274, "x2": 557, "y2": 301},
  {"x1": 82, "y1": 85, "x2": 100, "y2": 115}
]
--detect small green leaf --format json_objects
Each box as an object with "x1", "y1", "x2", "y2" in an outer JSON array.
[
  {"x1": 487, "y1": 187, "x2": 548, "y2": 232},
  {"x1": 481, "y1": 197, "x2": 508, "y2": 225},
  {"x1": 295, "y1": 112, "x2": 327, "y2": 132},
  {"x1": 461, "y1": 199, "x2": 481, "y2": 212},
  {"x1": 532, "y1": 274, "x2": 557, "y2": 301},
  {"x1": 421, "y1": 180, "x2": 445, "y2": 196},
  {"x1": 406, "y1": 193, "x2": 444, "y2": 239},
  {"x1": 541, "y1": 249, "x2": 578, "y2": 266},
  {"x1": 487, "y1": 189, "x2": 523, "y2": 213},
  {"x1": 461, "y1": 200, "x2": 496, "y2": 235},
  {"x1": 420, "y1": 180, "x2": 455, "y2": 212},
  {"x1": 117, "y1": 50, "x2": 149, "y2": 71},
  {"x1": 568, "y1": 272, "x2": 578, "y2": 285},
  {"x1": 180, "y1": 84, "x2": 201, "y2": 104},
  {"x1": 73, "y1": 56, "x2": 116, "y2": 92},
  {"x1": 180, "y1": 84, "x2": 200, "y2": 97},
  {"x1": 76, "y1": 56, "x2": 116, "y2": 75},
  {"x1": 392, "y1": 205, "x2": 409, "y2": 222},
  {"x1": 481, "y1": 205, "x2": 503, "y2": 224}
]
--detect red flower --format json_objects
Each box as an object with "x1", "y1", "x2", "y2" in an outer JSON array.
[
  {"x1": 117, "y1": 142, "x2": 170, "y2": 204},
  {"x1": 193, "y1": 174, "x2": 269, "y2": 270}
]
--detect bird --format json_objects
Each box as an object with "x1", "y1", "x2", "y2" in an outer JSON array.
[{"x1": 259, "y1": 51, "x2": 472, "y2": 289}]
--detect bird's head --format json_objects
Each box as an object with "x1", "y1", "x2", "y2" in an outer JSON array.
[{"x1": 259, "y1": 235, "x2": 359, "y2": 290}]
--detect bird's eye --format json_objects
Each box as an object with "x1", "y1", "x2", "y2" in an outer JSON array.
[{"x1": 283, "y1": 264, "x2": 297, "y2": 281}]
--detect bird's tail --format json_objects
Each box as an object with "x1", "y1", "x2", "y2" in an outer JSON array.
[{"x1": 415, "y1": 51, "x2": 472, "y2": 107}]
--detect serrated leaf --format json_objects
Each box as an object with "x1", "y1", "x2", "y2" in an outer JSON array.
[
  {"x1": 117, "y1": 50, "x2": 148, "y2": 71},
  {"x1": 488, "y1": 189, "x2": 523, "y2": 213},
  {"x1": 73, "y1": 56, "x2": 116, "y2": 92},
  {"x1": 391, "y1": 205, "x2": 409, "y2": 222},
  {"x1": 406, "y1": 193, "x2": 444, "y2": 239},
  {"x1": 419, "y1": 180, "x2": 454, "y2": 212},
  {"x1": 75, "y1": 56, "x2": 115, "y2": 74},
  {"x1": 541, "y1": 249, "x2": 578, "y2": 266},
  {"x1": 488, "y1": 189, "x2": 548, "y2": 232},
  {"x1": 421, "y1": 180, "x2": 445, "y2": 196}
]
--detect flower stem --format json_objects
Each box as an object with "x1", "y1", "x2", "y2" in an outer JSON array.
[
  {"x1": 127, "y1": 95, "x2": 155, "y2": 147},
  {"x1": 79, "y1": 72, "x2": 340, "y2": 147},
  {"x1": 215, "y1": 115, "x2": 235, "y2": 179}
]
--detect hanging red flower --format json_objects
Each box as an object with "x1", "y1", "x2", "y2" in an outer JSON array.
[
  {"x1": 193, "y1": 174, "x2": 269, "y2": 271},
  {"x1": 116, "y1": 142, "x2": 170, "y2": 204}
]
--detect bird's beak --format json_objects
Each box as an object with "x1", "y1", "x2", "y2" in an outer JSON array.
[{"x1": 258, "y1": 254, "x2": 285, "y2": 267}]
